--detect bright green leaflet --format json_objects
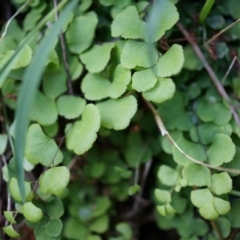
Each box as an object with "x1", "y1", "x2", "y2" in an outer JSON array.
[
  {"x1": 0, "y1": 134, "x2": 8, "y2": 154},
  {"x1": 143, "y1": 78, "x2": 176, "y2": 104},
  {"x1": 157, "y1": 165, "x2": 179, "y2": 186},
  {"x1": 45, "y1": 219, "x2": 63, "y2": 237},
  {"x1": 22, "y1": 202, "x2": 43, "y2": 223},
  {"x1": 121, "y1": 40, "x2": 158, "y2": 69},
  {"x1": 207, "y1": 133, "x2": 236, "y2": 166},
  {"x1": 3, "y1": 225, "x2": 20, "y2": 238},
  {"x1": 66, "y1": 11, "x2": 98, "y2": 54},
  {"x1": 80, "y1": 43, "x2": 115, "y2": 73},
  {"x1": 154, "y1": 44, "x2": 184, "y2": 78},
  {"x1": 66, "y1": 104, "x2": 101, "y2": 155},
  {"x1": 111, "y1": 6, "x2": 145, "y2": 39},
  {"x1": 89, "y1": 214, "x2": 109, "y2": 233},
  {"x1": 4, "y1": 211, "x2": 16, "y2": 224},
  {"x1": 25, "y1": 124, "x2": 63, "y2": 166},
  {"x1": 96, "y1": 96, "x2": 137, "y2": 130}
]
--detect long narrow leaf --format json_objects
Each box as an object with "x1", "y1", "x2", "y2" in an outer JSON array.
[
  {"x1": 0, "y1": 0, "x2": 69, "y2": 88},
  {"x1": 14, "y1": 0, "x2": 77, "y2": 202},
  {"x1": 199, "y1": 0, "x2": 215, "y2": 24}
]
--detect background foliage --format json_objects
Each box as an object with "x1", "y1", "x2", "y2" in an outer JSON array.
[{"x1": 1, "y1": 0, "x2": 240, "y2": 239}]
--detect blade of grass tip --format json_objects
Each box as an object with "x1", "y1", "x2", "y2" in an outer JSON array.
[
  {"x1": 199, "y1": 0, "x2": 215, "y2": 24},
  {"x1": 0, "y1": 0, "x2": 69, "y2": 88},
  {"x1": 14, "y1": 0, "x2": 77, "y2": 202}
]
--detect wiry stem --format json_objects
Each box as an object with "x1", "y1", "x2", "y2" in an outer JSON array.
[
  {"x1": 145, "y1": 100, "x2": 240, "y2": 174},
  {"x1": 53, "y1": 0, "x2": 73, "y2": 95}
]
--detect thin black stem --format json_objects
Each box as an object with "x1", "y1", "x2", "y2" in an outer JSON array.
[{"x1": 53, "y1": 0, "x2": 73, "y2": 95}]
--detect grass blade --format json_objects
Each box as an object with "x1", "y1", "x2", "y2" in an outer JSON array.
[
  {"x1": 14, "y1": 0, "x2": 77, "y2": 202},
  {"x1": 199, "y1": 0, "x2": 215, "y2": 24}
]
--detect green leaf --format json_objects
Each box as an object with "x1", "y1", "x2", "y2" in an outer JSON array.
[
  {"x1": 145, "y1": 0, "x2": 179, "y2": 42},
  {"x1": 66, "y1": 11, "x2": 98, "y2": 54},
  {"x1": 111, "y1": 6, "x2": 145, "y2": 39},
  {"x1": 0, "y1": 134, "x2": 8, "y2": 154},
  {"x1": 121, "y1": 40, "x2": 158, "y2": 69},
  {"x1": 157, "y1": 165, "x2": 179, "y2": 186},
  {"x1": 214, "y1": 217, "x2": 231, "y2": 238},
  {"x1": 132, "y1": 69, "x2": 157, "y2": 92},
  {"x1": 191, "y1": 188, "x2": 213, "y2": 208},
  {"x1": 56, "y1": 95, "x2": 86, "y2": 119},
  {"x1": 96, "y1": 96, "x2": 137, "y2": 130},
  {"x1": 182, "y1": 164, "x2": 211, "y2": 187},
  {"x1": 208, "y1": 172, "x2": 232, "y2": 195},
  {"x1": 9, "y1": 178, "x2": 33, "y2": 202},
  {"x1": 45, "y1": 219, "x2": 63, "y2": 237},
  {"x1": 197, "y1": 99, "x2": 232, "y2": 125},
  {"x1": 81, "y1": 73, "x2": 110, "y2": 100},
  {"x1": 3, "y1": 225, "x2": 20, "y2": 238},
  {"x1": 4, "y1": 211, "x2": 16, "y2": 224},
  {"x1": 183, "y1": 46, "x2": 202, "y2": 70},
  {"x1": 64, "y1": 218, "x2": 88, "y2": 240},
  {"x1": 23, "y1": 202, "x2": 43, "y2": 222},
  {"x1": 42, "y1": 69, "x2": 67, "y2": 100},
  {"x1": 207, "y1": 133, "x2": 236, "y2": 166},
  {"x1": 154, "y1": 44, "x2": 184, "y2": 77},
  {"x1": 86, "y1": 235, "x2": 101, "y2": 240},
  {"x1": 44, "y1": 197, "x2": 64, "y2": 218},
  {"x1": 93, "y1": 197, "x2": 111, "y2": 218},
  {"x1": 143, "y1": 78, "x2": 175, "y2": 104},
  {"x1": 25, "y1": 124, "x2": 63, "y2": 166},
  {"x1": 155, "y1": 189, "x2": 171, "y2": 203},
  {"x1": 128, "y1": 184, "x2": 141, "y2": 196},
  {"x1": 172, "y1": 137, "x2": 206, "y2": 166},
  {"x1": 80, "y1": 43, "x2": 115, "y2": 73},
  {"x1": 66, "y1": 104, "x2": 100, "y2": 154},
  {"x1": 228, "y1": 199, "x2": 240, "y2": 227},
  {"x1": 199, "y1": 204, "x2": 219, "y2": 220},
  {"x1": 12, "y1": 45, "x2": 32, "y2": 70},
  {"x1": 39, "y1": 166, "x2": 70, "y2": 196},
  {"x1": 212, "y1": 197, "x2": 230, "y2": 215},
  {"x1": 116, "y1": 222, "x2": 133, "y2": 240},
  {"x1": 199, "y1": 0, "x2": 215, "y2": 23},
  {"x1": 108, "y1": 64, "x2": 131, "y2": 99},
  {"x1": 90, "y1": 214, "x2": 109, "y2": 233},
  {"x1": 34, "y1": 226, "x2": 61, "y2": 240},
  {"x1": 29, "y1": 91, "x2": 58, "y2": 126}
]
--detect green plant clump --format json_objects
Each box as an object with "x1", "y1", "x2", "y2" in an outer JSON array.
[{"x1": 1, "y1": 0, "x2": 240, "y2": 239}]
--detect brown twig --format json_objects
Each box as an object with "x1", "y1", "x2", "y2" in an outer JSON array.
[
  {"x1": 207, "y1": 18, "x2": 240, "y2": 45},
  {"x1": 177, "y1": 22, "x2": 240, "y2": 127},
  {"x1": 210, "y1": 220, "x2": 223, "y2": 240},
  {"x1": 145, "y1": 100, "x2": 240, "y2": 174},
  {"x1": 53, "y1": 0, "x2": 73, "y2": 95}
]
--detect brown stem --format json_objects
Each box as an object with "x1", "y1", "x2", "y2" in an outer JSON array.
[
  {"x1": 210, "y1": 220, "x2": 223, "y2": 240},
  {"x1": 177, "y1": 22, "x2": 240, "y2": 127}
]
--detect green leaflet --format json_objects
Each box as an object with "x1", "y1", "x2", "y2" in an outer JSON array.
[
  {"x1": 45, "y1": 219, "x2": 63, "y2": 237},
  {"x1": 145, "y1": 0, "x2": 179, "y2": 42},
  {"x1": 25, "y1": 124, "x2": 63, "y2": 166},
  {"x1": 80, "y1": 43, "x2": 115, "y2": 73},
  {"x1": 89, "y1": 214, "x2": 109, "y2": 233},
  {"x1": 132, "y1": 69, "x2": 157, "y2": 92},
  {"x1": 154, "y1": 44, "x2": 184, "y2": 78},
  {"x1": 66, "y1": 104, "x2": 100, "y2": 155},
  {"x1": 157, "y1": 165, "x2": 179, "y2": 186},
  {"x1": 56, "y1": 95, "x2": 86, "y2": 119},
  {"x1": 64, "y1": 218, "x2": 88, "y2": 239},
  {"x1": 182, "y1": 164, "x2": 211, "y2": 187},
  {"x1": 172, "y1": 137, "x2": 206, "y2": 166},
  {"x1": 42, "y1": 69, "x2": 67, "y2": 100},
  {"x1": 143, "y1": 78, "x2": 176, "y2": 104},
  {"x1": 183, "y1": 46, "x2": 203, "y2": 70},
  {"x1": 207, "y1": 133, "x2": 236, "y2": 166},
  {"x1": 3, "y1": 225, "x2": 20, "y2": 238},
  {"x1": 81, "y1": 64, "x2": 131, "y2": 100},
  {"x1": 121, "y1": 40, "x2": 158, "y2": 69},
  {"x1": 29, "y1": 91, "x2": 58, "y2": 126},
  {"x1": 155, "y1": 189, "x2": 171, "y2": 203},
  {"x1": 22, "y1": 202, "x2": 43, "y2": 223},
  {"x1": 66, "y1": 11, "x2": 98, "y2": 54},
  {"x1": 96, "y1": 95, "x2": 137, "y2": 130},
  {"x1": 115, "y1": 222, "x2": 133, "y2": 240},
  {"x1": 111, "y1": 6, "x2": 145, "y2": 39},
  {"x1": 207, "y1": 172, "x2": 232, "y2": 195},
  {"x1": 39, "y1": 166, "x2": 70, "y2": 196},
  {"x1": 197, "y1": 99, "x2": 232, "y2": 125},
  {"x1": 9, "y1": 178, "x2": 33, "y2": 202},
  {"x1": 191, "y1": 189, "x2": 230, "y2": 220},
  {"x1": 4, "y1": 211, "x2": 16, "y2": 224}
]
